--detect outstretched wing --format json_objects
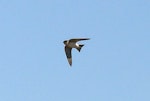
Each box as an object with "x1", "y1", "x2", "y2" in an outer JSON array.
[
  {"x1": 69, "y1": 38, "x2": 90, "y2": 42},
  {"x1": 65, "y1": 46, "x2": 72, "y2": 66}
]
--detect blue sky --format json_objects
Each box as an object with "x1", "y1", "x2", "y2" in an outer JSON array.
[{"x1": 0, "y1": 0, "x2": 150, "y2": 101}]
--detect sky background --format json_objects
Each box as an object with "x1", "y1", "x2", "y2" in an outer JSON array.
[{"x1": 0, "y1": 0, "x2": 150, "y2": 101}]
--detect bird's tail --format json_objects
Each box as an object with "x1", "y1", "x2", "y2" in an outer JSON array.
[{"x1": 77, "y1": 44, "x2": 84, "y2": 52}]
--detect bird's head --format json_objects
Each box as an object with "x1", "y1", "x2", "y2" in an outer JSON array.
[{"x1": 63, "y1": 40, "x2": 67, "y2": 45}]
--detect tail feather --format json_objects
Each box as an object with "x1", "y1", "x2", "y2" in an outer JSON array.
[{"x1": 77, "y1": 44, "x2": 84, "y2": 52}]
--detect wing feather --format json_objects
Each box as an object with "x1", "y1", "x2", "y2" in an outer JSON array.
[
  {"x1": 69, "y1": 38, "x2": 90, "y2": 42},
  {"x1": 65, "y1": 46, "x2": 72, "y2": 66}
]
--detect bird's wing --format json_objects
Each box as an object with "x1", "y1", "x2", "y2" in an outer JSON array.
[
  {"x1": 69, "y1": 38, "x2": 90, "y2": 42},
  {"x1": 65, "y1": 46, "x2": 72, "y2": 66}
]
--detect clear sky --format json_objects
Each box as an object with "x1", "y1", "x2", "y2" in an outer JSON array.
[{"x1": 0, "y1": 0, "x2": 150, "y2": 101}]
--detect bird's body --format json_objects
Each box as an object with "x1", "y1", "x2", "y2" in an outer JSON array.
[
  {"x1": 64, "y1": 41, "x2": 79, "y2": 48},
  {"x1": 63, "y1": 38, "x2": 90, "y2": 66}
]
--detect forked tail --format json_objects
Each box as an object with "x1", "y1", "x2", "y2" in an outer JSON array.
[{"x1": 77, "y1": 44, "x2": 84, "y2": 52}]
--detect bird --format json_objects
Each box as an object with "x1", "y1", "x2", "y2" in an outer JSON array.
[{"x1": 63, "y1": 38, "x2": 90, "y2": 66}]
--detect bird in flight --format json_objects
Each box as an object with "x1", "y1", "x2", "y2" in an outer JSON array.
[{"x1": 63, "y1": 38, "x2": 90, "y2": 66}]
